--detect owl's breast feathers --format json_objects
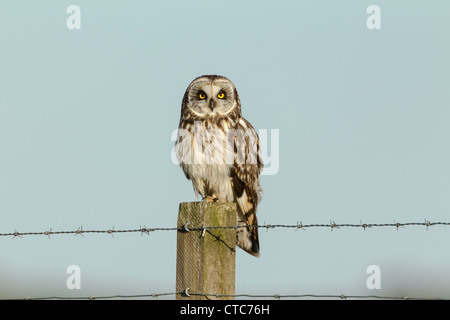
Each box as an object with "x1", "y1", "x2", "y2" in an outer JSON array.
[{"x1": 176, "y1": 115, "x2": 263, "y2": 256}]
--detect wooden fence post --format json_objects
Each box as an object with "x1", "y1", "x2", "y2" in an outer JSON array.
[{"x1": 176, "y1": 201, "x2": 237, "y2": 300}]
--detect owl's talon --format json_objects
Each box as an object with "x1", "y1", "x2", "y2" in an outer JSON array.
[{"x1": 203, "y1": 196, "x2": 219, "y2": 202}]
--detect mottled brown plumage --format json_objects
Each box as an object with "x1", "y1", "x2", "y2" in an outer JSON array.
[{"x1": 175, "y1": 75, "x2": 263, "y2": 256}]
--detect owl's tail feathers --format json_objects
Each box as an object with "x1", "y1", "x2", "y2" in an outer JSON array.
[
  {"x1": 237, "y1": 225, "x2": 260, "y2": 257},
  {"x1": 234, "y1": 187, "x2": 261, "y2": 257}
]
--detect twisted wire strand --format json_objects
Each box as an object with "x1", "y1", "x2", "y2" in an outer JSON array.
[{"x1": 1, "y1": 220, "x2": 449, "y2": 238}]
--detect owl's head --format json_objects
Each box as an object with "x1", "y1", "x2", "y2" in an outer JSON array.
[{"x1": 182, "y1": 75, "x2": 241, "y2": 118}]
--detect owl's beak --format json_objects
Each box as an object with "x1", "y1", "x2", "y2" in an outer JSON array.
[{"x1": 208, "y1": 99, "x2": 215, "y2": 111}]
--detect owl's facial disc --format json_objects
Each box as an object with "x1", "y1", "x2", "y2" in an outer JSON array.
[{"x1": 188, "y1": 80, "x2": 235, "y2": 117}]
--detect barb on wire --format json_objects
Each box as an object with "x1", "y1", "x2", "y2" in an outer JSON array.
[
  {"x1": 75, "y1": 226, "x2": 84, "y2": 237},
  {"x1": 44, "y1": 228, "x2": 52, "y2": 239},
  {"x1": 263, "y1": 221, "x2": 274, "y2": 232},
  {"x1": 12, "y1": 230, "x2": 22, "y2": 239},
  {"x1": 295, "y1": 221, "x2": 305, "y2": 231},
  {"x1": 106, "y1": 226, "x2": 115, "y2": 238},
  {"x1": 360, "y1": 220, "x2": 370, "y2": 231},
  {"x1": 139, "y1": 225, "x2": 153, "y2": 236},
  {"x1": 1, "y1": 220, "x2": 450, "y2": 238},
  {"x1": 200, "y1": 224, "x2": 206, "y2": 237},
  {"x1": 394, "y1": 220, "x2": 405, "y2": 231},
  {"x1": 330, "y1": 220, "x2": 339, "y2": 231}
]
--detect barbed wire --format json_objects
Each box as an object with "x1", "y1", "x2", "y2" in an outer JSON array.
[
  {"x1": 1, "y1": 219, "x2": 449, "y2": 239},
  {"x1": 5, "y1": 289, "x2": 446, "y2": 300},
  {"x1": 2, "y1": 222, "x2": 449, "y2": 302}
]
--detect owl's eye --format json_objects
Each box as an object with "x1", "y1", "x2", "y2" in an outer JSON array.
[
  {"x1": 217, "y1": 92, "x2": 225, "y2": 99},
  {"x1": 198, "y1": 91, "x2": 206, "y2": 100}
]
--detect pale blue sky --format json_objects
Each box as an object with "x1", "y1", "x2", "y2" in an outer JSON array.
[{"x1": 1, "y1": 0, "x2": 450, "y2": 299}]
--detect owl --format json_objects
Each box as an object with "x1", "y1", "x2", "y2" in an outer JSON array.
[{"x1": 175, "y1": 75, "x2": 263, "y2": 257}]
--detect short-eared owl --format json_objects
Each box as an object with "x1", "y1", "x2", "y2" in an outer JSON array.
[{"x1": 175, "y1": 75, "x2": 263, "y2": 257}]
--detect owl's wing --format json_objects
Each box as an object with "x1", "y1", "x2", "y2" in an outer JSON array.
[{"x1": 231, "y1": 118, "x2": 263, "y2": 257}]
